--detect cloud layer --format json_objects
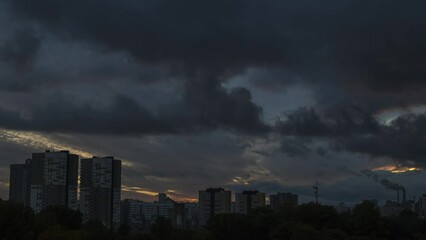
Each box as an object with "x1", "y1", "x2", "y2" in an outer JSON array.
[{"x1": 1, "y1": 0, "x2": 426, "y2": 202}]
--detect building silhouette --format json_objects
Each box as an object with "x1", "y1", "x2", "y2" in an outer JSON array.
[
  {"x1": 9, "y1": 151, "x2": 79, "y2": 213},
  {"x1": 121, "y1": 193, "x2": 175, "y2": 232},
  {"x1": 121, "y1": 199, "x2": 145, "y2": 233},
  {"x1": 270, "y1": 192, "x2": 298, "y2": 209},
  {"x1": 169, "y1": 202, "x2": 199, "y2": 230},
  {"x1": 9, "y1": 159, "x2": 30, "y2": 206},
  {"x1": 235, "y1": 190, "x2": 266, "y2": 214},
  {"x1": 198, "y1": 188, "x2": 231, "y2": 226},
  {"x1": 80, "y1": 156, "x2": 121, "y2": 230}
]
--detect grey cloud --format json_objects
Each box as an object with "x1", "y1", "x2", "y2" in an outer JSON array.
[
  {"x1": 0, "y1": 83, "x2": 269, "y2": 135},
  {"x1": 5, "y1": 0, "x2": 426, "y2": 98},
  {"x1": 0, "y1": 26, "x2": 40, "y2": 71},
  {"x1": 276, "y1": 106, "x2": 380, "y2": 137},
  {"x1": 2, "y1": 0, "x2": 426, "y2": 137},
  {"x1": 336, "y1": 113, "x2": 426, "y2": 166},
  {"x1": 276, "y1": 107, "x2": 426, "y2": 166},
  {"x1": 280, "y1": 137, "x2": 312, "y2": 157},
  {"x1": 0, "y1": 94, "x2": 173, "y2": 135}
]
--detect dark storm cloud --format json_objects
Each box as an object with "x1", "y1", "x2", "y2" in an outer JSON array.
[
  {"x1": 276, "y1": 106, "x2": 380, "y2": 137},
  {"x1": 0, "y1": 26, "x2": 40, "y2": 71},
  {"x1": 336, "y1": 113, "x2": 426, "y2": 167},
  {"x1": 169, "y1": 80, "x2": 270, "y2": 134},
  {"x1": 0, "y1": 94, "x2": 172, "y2": 134},
  {"x1": 2, "y1": 0, "x2": 426, "y2": 157},
  {"x1": 5, "y1": 0, "x2": 426, "y2": 95},
  {"x1": 277, "y1": 107, "x2": 426, "y2": 166},
  {"x1": 280, "y1": 137, "x2": 312, "y2": 157},
  {"x1": 0, "y1": 84, "x2": 269, "y2": 135}
]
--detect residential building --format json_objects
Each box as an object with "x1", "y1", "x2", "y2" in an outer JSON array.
[
  {"x1": 121, "y1": 199, "x2": 144, "y2": 233},
  {"x1": 80, "y1": 156, "x2": 121, "y2": 230},
  {"x1": 416, "y1": 194, "x2": 426, "y2": 218},
  {"x1": 28, "y1": 150, "x2": 79, "y2": 213},
  {"x1": 198, "y1": 188, "x2": 231, "y2": 226},
  {"x1": 169, "y1": 202, "x2": 199, "y2": 229},
  {"x1": 235, "y1": 191, "x2": 266, "y2": 214},
  {"x1": 9, "y1": 160, "x2": 30, "y2": 205},
  {"x1": 270, "y1": 192, "x2": 298, "y2": 209},
  {"x1": 184, "y1": 202, "x2": 199, "y2": 229}
]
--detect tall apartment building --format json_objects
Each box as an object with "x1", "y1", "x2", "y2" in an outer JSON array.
[
  {"x1": 270, "y1": 192, "x2": 298, "y2": 209},
  {"x1": 235, "y1": 191, "x2": 266, "y2": 214},
  {"x1": 80, "y1": 156, "x2": 121, "y2": 230},
  {"x1": 10, "y1": 151, "x2": 79, "y2": 213},
  {"x1": 198, "y1": 188, "x2": 231, "y2": 226},
  {"x1": 9, "y1": 160, "x2": 31, "y2": 205}
]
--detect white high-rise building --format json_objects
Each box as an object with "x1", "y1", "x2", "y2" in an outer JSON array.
[
  {"x1": 198, "y1": 188, "x2": 231, "y2": 226},
  {"x1": 80, "y1": 156, "x2": 121, "y2": 230}
]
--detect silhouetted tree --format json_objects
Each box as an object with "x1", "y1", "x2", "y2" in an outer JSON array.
[
  {"x1": 294, "y1": 203, "x2": 340, "y2": 230},
  {"x1": 0, "y1": 200, "x2": 35, "y2": 240},
  {"x1": 38, "y1": 205, "x2": 82, "y2": 230},
  {"x1": 247, "y1": 208, "x2": 280, "y2": 240},
  {"x1": 351, "y1": 201, "x2": 381, "y2": 236},
  {"x1": 150, "y1": 216, "x2": 173, "y2": 240},
  {"x1": 207, "y1": 214, "x2": 251, "y2": 240}
]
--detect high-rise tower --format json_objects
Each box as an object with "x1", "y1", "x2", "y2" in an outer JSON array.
[
  {"x1": 27, "y1": 150, "x2": 79, "y2": 213},
  {"x1": 80, "y1": 156, "x2": 121, "y2": 230},
  {"x1": 198, "y1": 188, "x2": 231, "y2": 226}
]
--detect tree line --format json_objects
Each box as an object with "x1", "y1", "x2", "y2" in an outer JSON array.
[{"x1": 1, "y1": 199, "x2": 426, "y2": 240}]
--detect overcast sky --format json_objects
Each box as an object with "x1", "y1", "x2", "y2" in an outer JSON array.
[{"x1": 1, "y1": 0, "x2": 426, "y2": 205}]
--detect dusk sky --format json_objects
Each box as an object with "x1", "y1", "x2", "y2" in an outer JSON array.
[{"x1": 1, "y1": 0, "x2": 426, "y2": 205}]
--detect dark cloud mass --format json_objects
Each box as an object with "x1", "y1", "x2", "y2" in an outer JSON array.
[
  {"x1": 277, "y1": 108, "x2": 426, "y2": 166},
  {"x1": 0, "y1": 85, "x2": 268, "y2": 135},
  {"x1": 0, "y1": 26, "x2": 40, "y2": 71},
  {"x1": 4, "y1": 0, "x2": 426, "y2": 93},
  {"x1": 336, "y1": 114, "x2": 426, "y2": 166},
  {"x1": 276, "y1": 107, "x2": 380, "y2": 137},
  {"x1": 2, "y1": 0, "x2": 426, "y2": 196}
]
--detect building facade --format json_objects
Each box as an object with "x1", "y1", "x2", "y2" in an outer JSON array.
[
  {"x1": 198, "y1": 188, "x2": 231, "y2": 226},
  {"x1": 416, "y1": 194, "x2": 426, "y2": 218},
  {"x1": 270, "y1": 192, "x2": 298, "y2": 209},
  {"x1": 80, "y1": 156, "x2": 121, "y2": 230},
  {"x1": 9, "y1": 160, "x2": 31, "y2": 205},
  {"x1": 121, "y1": 193, "x2": 175, "y2": 232},
  {"x1": 235, "y1": 191, "x2": 266, "y2": 214},
  {"x1": 10, "y1": 151, "x2": 80, "y2": 213},
  {"x1": 121, "y1": 199, "x2": 145, "y2": 233}
]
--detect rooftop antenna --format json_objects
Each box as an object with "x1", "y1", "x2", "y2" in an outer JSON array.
[{"x1": 313, "y1": 181, "x2": 319, "y2": 204}]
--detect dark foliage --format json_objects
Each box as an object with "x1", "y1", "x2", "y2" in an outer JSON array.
[{"x1": 2, "y1": 199, "x2": 426, "y2": 240}]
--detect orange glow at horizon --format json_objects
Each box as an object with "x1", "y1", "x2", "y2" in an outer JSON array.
[
  {"x1": 372, "y1": 165, "x2": 422, "y2": 173},
  {"x1": 121, "y1": 185, "x2": 197, "y2": 202},
  {"x1": 121, "y1": 185, "x2": 159, "y2": 197}
]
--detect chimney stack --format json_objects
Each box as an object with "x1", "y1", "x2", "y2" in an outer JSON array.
[
  {"x1": 403, "y1": 189, "x2": 406, "y2": 203},
  {"x1": 397, "y1": 189, "x2": 400, "y2": 203}
]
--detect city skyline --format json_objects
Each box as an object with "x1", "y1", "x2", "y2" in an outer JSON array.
[
  {"x1": 8, "y1": 149, "x2": 426, "y2": 234},
  {"x1": 2, "y1": 0, "x2": 426, "y2": 206},
  {"x1": 7, "y1": 149, "x2": 426, "y2": 208}
]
